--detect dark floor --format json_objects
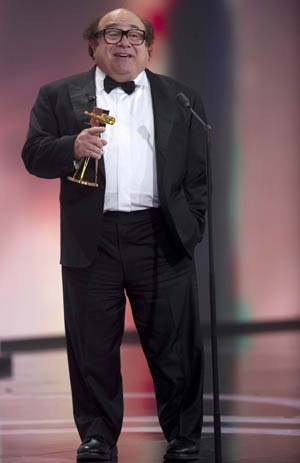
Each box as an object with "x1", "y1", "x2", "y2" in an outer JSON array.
[{"x1": 0, "y1": 331, "x2": 300, "y2": 462}]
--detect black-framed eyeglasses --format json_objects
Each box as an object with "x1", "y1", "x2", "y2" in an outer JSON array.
[{"x1": 95, "y1": 28, "x2": 146, "y2": 45}]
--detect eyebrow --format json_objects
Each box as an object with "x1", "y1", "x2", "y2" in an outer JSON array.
[{"x1": 104, "y1": 22, "x2": 144, "y2": 30}]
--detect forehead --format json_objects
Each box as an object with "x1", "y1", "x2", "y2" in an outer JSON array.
[{"x1": 99, "y1": 9, "x2": 145, "y2": 30}]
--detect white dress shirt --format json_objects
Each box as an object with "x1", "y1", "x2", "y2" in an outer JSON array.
[{"x1": 95, "y1": 66, "x2": 159, "y2": 212}]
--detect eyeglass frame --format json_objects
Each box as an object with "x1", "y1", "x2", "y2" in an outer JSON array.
[{"x1": 94, "y1": 28, "x2": 146, "y2": 46}]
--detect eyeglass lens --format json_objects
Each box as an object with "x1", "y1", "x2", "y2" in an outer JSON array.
[{"x1": 104, "y1": 29, "x2": 145, "y2": 44}]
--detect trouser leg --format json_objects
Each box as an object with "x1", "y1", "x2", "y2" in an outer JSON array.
[
  {"x1": 128, "y1": 264, "x2": 204, "y2": 441},
  {"x1": 121, "y1": 210, "x2": 204, "y2": 441},
  {"x1": 62, "y1": 219, "x2": 126, "y2": 446}
]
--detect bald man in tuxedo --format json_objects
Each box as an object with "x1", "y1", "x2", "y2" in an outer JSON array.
[{"x1": 22, "y1": 8, "x2": 207, "y2": 462}]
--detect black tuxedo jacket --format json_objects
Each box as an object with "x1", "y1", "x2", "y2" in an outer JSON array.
[{"x1": 22, "y1": 67, "x2": 208, "y2": 267}]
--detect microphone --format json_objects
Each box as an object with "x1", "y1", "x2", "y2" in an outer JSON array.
[
  {"x1": 176, "y1": 92, "x2": 191, "y2": 108},
  {"x1": 176, "y1": 92, "x2": 211, "y2": 131},
  {"x1": 88, "y1": 95, "x2": 96, "y2": 101}
]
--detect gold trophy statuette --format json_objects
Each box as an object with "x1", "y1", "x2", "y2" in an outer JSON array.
[{"x1": 67, "y1": 107, "x2": 116, "y2": 187}]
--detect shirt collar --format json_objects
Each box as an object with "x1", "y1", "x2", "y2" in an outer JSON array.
[{"x1": 95, "y1": 66, "x2": 148, "y2": 92}]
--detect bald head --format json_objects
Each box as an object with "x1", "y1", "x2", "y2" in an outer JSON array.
[{"x1": 98, "y1": 8, "x2": 145, "y2": 31}]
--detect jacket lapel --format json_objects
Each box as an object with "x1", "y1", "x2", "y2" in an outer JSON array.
[
  {"x1": 68, "y1": 66, "x2": 96, "y2": 131},
  {"x1": 146, "y1": 69, "x2": 175, "y2": 194},
  {"x1": 146, "y1": 69, "x2": 175, "y2": 162}
]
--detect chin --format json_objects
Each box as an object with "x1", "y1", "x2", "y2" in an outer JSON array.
[{"x1": 113, "y1": 69, "x2": 135, "y2": 80}]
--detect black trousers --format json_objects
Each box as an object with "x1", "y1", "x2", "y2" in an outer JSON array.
[{"x1": 62, "y1": 208, "x2": 204, "y2": 446}]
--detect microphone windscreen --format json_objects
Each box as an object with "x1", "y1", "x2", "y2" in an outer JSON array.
[{"x1": 176, "y1": 92, "x2": 191, "y2": 108}]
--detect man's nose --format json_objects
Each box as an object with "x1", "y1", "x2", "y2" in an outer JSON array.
[{"x1": 119, "y1": 33, "x2": 131, "y2": 46}]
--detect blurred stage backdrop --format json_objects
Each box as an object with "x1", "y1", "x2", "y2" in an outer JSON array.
[{"x1": 0, "y1": 0, "x2": 299, "y2": 340}]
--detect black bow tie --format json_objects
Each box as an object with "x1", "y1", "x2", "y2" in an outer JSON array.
[{"x1": 104, "y1": 75, "x2": 135, "y2": 95}]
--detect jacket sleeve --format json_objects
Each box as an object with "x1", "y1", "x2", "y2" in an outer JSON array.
[
  {"x1": 183, "y1": 93, "x2": 208, "y2": 241},
  {"x1": 22, "y1": 85, "x2": 76, "y2": 179}
]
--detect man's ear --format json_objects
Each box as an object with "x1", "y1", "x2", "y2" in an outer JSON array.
[
  {"x1": 89, "y1": 39, "x2": 97, "y2": 55},
  {"x1": 147, "y1": 46, "x2": 153, "y2": 59}
]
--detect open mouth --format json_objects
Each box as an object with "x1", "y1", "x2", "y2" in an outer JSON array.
[{"x1": 113, "y1": 53, "x2": 132, "y2": 58}]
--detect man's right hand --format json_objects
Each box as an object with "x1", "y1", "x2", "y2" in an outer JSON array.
[{"x1": 74, "y1": 126, "x2": 107, "y2": 160}]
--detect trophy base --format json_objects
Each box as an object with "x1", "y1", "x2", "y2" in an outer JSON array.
[{"x1": 67, "y1": 176, "x2": 98, "y2": 187}]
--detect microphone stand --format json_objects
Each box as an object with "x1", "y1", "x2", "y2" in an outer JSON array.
[{"x1": 176, "y1": 93, "x2": 222, "y2": 463}]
